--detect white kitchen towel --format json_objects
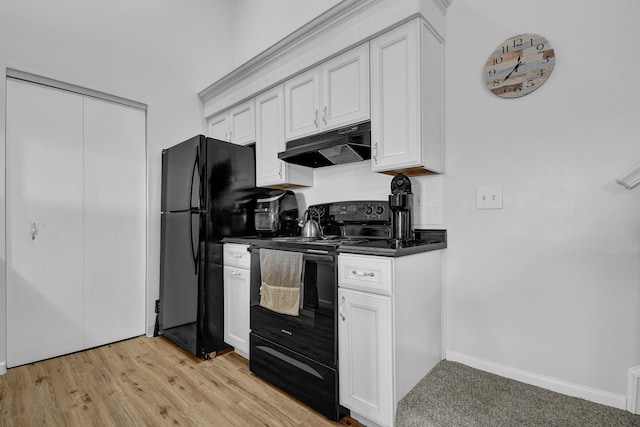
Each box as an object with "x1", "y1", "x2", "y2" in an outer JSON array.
[{"x1": 259, "y1": 249, "x2": 303, "y2": 316}]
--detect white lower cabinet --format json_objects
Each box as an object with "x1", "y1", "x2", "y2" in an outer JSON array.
[
  {"x1": 223, "y1": 244, "x2": 251, "y2": 358},
  {"x1": 339, "y1": 287, "x2": 393, "y2": 425},
  {"x1": 338, "y1": 252, "x2": 443, "y2": 427}
]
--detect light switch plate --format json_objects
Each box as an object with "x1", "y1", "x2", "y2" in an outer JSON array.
[{"x1": 477, "y1": 185, "x2": 503, "y2": 209}]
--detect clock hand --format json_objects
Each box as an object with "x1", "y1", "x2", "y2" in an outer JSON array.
[{"x1": 503, "y1": 54, "x2": 522, "y2": 83}]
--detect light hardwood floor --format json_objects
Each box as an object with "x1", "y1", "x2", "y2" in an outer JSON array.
[{"x1": 0, "y1": 336, "x2": 360, "y2": 426}]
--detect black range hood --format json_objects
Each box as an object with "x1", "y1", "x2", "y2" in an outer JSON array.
[{"x1": 278, "y1": 121, "x2": 371, "y2": 168}]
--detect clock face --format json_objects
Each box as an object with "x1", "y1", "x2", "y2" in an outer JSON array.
[{"x1": 484, "y1": 33, "x2": 555, "y2": 98}]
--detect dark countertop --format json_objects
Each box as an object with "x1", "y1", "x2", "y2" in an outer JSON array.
[
  {"x1": 337, "y1": 239, "x2": 446, "y2": 257},
  {"x1": 223, "y1": 229, "x2": 447, "y2": 258},
  {"x1": 222, "y1": 236, "x2": 262, "y2": 245}
]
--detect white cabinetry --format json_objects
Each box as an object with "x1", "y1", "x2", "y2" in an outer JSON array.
[
  {"x1": 284, "y1": 43, "x2": 369, "y2": 140},
  {"x1": 208, "y1": 99, "x2": 256, "y2": 145},
  {"x1": 338, "y1": 251, "x2": 442, "y2": 427},
  {"x1": 370, "y1": 17, "x2": 444, "y2": 175},
  {"x1": 255, "y1": 85, "x2": 313, "y2": 187},
  {"x1": 6, "y1": 78, "x2": 146, "y2": 367},
  {"x1": 223, "y1": 243, "x2": 251, "y2": 358}
]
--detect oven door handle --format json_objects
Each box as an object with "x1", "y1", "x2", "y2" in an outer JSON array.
[
  {"x1": 249, "y1": 247, "x2": 335, "y2": 264},
  {"x1": 302, "y1": 252, "x2": 335, "y2": 263}
]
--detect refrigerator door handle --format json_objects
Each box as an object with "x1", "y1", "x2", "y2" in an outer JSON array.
[
  {"x1": 189, "y1": 211, "x2": 199, "y2": 275},
  {"x1": 189, "y1": 148, "x2": 201, "y2": 210}
]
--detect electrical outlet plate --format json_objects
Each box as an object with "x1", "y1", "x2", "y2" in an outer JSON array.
[{"x1": 477, "y1": 185, "x2": 503, "y2": 209}]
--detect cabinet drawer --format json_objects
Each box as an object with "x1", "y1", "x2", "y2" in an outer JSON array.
[
  {"x1": 223, "y1": 243, "x2": 250, "y2": 269},
  {"x1": 338, "y1": 254, "x2": 392, "y2": 295}
]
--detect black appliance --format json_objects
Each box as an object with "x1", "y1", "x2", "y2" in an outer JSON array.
[
  {"x1": 389, "y1": 173, "x2": 414, "y2": 242},
  {"x1": 277, "y1": 121, "x2": 371, "y2": 168},
  {"x1": 159, "y1": 135, "x2": 259, "y2": 359},
  {"x1": 248, "y1": 200, "x2": 390, "y2": 421},
  {"x1": 254, "y1": 189, "x2": 298, "y2": 237}
]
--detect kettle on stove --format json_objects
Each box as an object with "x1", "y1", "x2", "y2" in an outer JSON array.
[{"x1": 300, "y1": 208, "x2": 322, "y2": 238}]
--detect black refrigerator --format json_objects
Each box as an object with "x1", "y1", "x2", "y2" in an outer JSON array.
[{"x1": 159, "y1": 135, "x2": 257, "y2": 358}]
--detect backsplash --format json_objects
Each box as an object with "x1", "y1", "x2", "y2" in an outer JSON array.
[{"x1": 292, "y1": 161, "x2": 443, "y2": 228}]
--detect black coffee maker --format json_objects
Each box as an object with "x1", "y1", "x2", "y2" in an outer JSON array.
[{"x1": 389, "y1": 173, "x2": 414, "y2": 242}]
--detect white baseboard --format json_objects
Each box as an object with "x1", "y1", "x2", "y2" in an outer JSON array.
[
  {"x1": 446, "y1": 351, "x2": 627, "y2": 410},
  {"x1": 628, "y1": 366, "x2": 640, "y2": 414},
  {"x1": 0, "y1": 361, "x2": 6, "y2": 375}
]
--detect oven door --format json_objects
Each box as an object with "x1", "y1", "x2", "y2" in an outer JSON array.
[{"x1": 249, "y1": 246, "x2": 337, "y2": 366}]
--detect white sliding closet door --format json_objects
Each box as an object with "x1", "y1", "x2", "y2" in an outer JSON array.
[
  {"x1": 83, "y1": 97, "x2": 146, "y2": 348},
  {"x1": 6, "y1": 79, "x2": 85, "y2": 367},
  {"x1": 6, "y1": 78, "x2": 146, "y2": 367}
]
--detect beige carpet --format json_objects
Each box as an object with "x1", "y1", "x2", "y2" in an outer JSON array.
[{"x1": 396, "y1": 361, "x2": 640, "y2": 426}]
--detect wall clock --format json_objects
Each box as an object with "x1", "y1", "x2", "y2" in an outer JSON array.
[{"x1": 484, "y1": 33, "x2": 555, "y2": 98}]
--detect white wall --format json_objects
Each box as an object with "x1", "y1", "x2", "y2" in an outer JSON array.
[
  {"x1": 0, "y1": 0, "x2": 235, "y2": 370},
  {"x1": 229, "y1": 0, "x2": 343, "y2": 69},
  {"x1": 444, "y1": 0, "x2": 640, "y2": 399}
]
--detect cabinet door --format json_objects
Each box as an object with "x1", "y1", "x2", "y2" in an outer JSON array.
[
  {"x1": 209, "y1": 113, "x2": 229, "y2": 142},
  {"x1": 370, "y1": 19, "x2": 421, "y2": 172},
  {"x1": 83, "y1": 97, "x2": 146, "y2": 349},
  {"x1": 223, "y1": 265, "x2": 250, "y2": 358},
  {"x1": 229, "y1": 100, "x2": 255, "y2": 145},
  {"x1": 284, "y1": 68, "x2": 321, "y2": 140},
  {"x1": 322, "y1": 43, "x2": 370, "y2": 131},
  {"x1": 256, "y1": 85, "x2": 286, "y2": 186},
  {"x1": 338, "y1": 288, "x2": 393, "y2": 426},
  {"x1": 6, "y1": 79, "x2": 85, "y2": 367}
]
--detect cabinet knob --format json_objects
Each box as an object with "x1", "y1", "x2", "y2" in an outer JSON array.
[
  {"x1": 314, "y1": 109, "x2": 319, "y2": 128},
  {"x1": 322, "y1": 106, "x2": 328, "y2": 125},
  {"x1": 373, "y1": 142, "x2": 379, "y2": 164}
]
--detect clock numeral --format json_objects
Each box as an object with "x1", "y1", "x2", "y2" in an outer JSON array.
[
  {"x1": 539, "y1": 69, "x2": 545, "y2": 77},
  {"x1": 542, "y1": 54, "x2": 551, "y2": 64},
  {"x1": 502, "y1": 45, "x2": 509, "y2": 54},
  {"x1": 488, "y1": 69, "x2": 496, "y2": 77},
  {"x1": 492, "y1": 79, "x2": 500, "y2": 87},
  {"x1": 536, "y1": 43, "x2": 545, "y2": 51},
  {"x1": 512, "y1": 38, "x2": 524, "y2": 48},
  {"x1": 493, "y1": 57, "x2": 503, "y2": 65},
  {"x1": 526, "y1": 79, "x2": 535, "y2": 88},
  {"x1": 513, "y1": 85, "x2": 522, "y2": 94}
]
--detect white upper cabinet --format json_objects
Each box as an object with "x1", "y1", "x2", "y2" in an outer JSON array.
[
  {"x1": 208, "y1": 113, "x2": 229, "y2": 142},
  {"x1": 284, "y1": 43, "x2": 370, "y2": 141},
  {"x1": 208, "y1": 98, "x2": 256, "y2": 145},
  {"x1": 370, "y1": 17, "x2": 444, "y2": 175},
  {"x1": 256, "y1": 85, "x2": 313, "y2": 187}
]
